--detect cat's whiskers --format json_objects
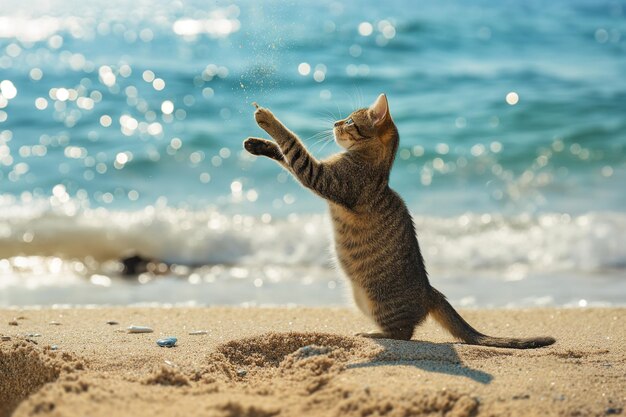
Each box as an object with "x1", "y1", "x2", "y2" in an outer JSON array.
[
  {"x1": 314, "y1": 118, "x2": 335, "y2": 131},
  {"x1": 305, "y1": 129, "x2": 333, "y2": 143},
  {"x1": 316, "y1": 109, "x2": 340, "y2": 124},
  {"x1": 316, "y1": 134, "x2": 336, "y2": 153},
  {"x1": 356, "y1": 86, "x2": 364, "y2": 109},
  {"x1": 310, "y1": 132, "x2": 334, "y2": 148},
  {"x1": 334, "y1": 102, "x2": 343, "y2": 120},
  {"x1": 345, "y1": 87, "x2": 364, "y2": 111}
]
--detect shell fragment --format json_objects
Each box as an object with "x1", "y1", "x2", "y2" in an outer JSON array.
[{"x1": 128, "y1": 325, "x2": 154, "y2": 334}]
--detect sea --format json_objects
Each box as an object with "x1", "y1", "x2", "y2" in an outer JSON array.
[{"x1": 0, "y1": 0, "x2": 625, "y2": 308}]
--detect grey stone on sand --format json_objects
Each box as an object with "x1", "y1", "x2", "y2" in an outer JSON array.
[{"x1": 156, "y1": 337, "x2": 177, "y2": 348}]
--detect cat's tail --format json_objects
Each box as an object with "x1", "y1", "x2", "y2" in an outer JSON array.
[{"x1": 428, "y1": 287, "x2": 556, "y2": 349}]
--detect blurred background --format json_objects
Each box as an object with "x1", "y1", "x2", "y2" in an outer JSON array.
[{"x1": 0, "y1": 0, "x2": 624, "y2": 308}]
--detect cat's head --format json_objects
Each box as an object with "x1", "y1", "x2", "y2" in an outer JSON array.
[{"x1": 333, "y1": 94, "x2": 397, "y2": 154}]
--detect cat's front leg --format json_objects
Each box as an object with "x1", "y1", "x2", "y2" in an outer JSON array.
[{"x1": 250, "y1": 104, "x2": 352, "y2": 209}]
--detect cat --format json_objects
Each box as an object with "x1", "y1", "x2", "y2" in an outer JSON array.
[{"x1": 243, "y1": 94, "x2": 555, "y2": 349}]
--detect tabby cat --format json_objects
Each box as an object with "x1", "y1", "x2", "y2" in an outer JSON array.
[{"x1": 244, "y1": 94, "x2": 555, "y2": 349}]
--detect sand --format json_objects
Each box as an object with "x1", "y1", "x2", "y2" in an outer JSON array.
[{"x1": 0, "y1": 307, "x2": 624, "y2": 417}]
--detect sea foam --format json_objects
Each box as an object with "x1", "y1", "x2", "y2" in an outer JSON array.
[{"x1": 1, "y1": 198, "x2": 624, "y2": 275}]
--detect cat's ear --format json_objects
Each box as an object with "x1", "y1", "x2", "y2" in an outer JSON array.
[{"x1": 369, "y1": 93, "x2": 389, "y2": 125}]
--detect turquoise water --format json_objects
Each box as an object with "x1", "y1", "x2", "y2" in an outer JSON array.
[{"x1": 0, "y1": 0, "x2": 625, "y2": 307}]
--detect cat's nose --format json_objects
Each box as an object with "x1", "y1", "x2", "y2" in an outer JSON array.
[{"x1": 334, "y1": 121, "x2": 342, "y2": 127}]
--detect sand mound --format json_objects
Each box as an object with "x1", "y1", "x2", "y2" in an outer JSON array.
[
  {"x1": 210, "y1": 332, "x2": 367, "y2": 376},
  {"x1": 144, "y1": 364, "x2": 190, "y2": 387},
  {"x1": 190, "y1": 332, "x2": 479, "y2": 416},
  {"x1": 0, "y1": 340, "x2": 83, "y2": 417}
]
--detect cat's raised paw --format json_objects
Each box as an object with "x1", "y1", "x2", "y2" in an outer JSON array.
[{"x1": 254, "y1": 107, "x2": 277, "y2": 129}]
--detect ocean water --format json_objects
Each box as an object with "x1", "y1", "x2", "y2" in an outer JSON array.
[{"x1": 0, "y1": 0, "x2": 625, "y2": 308}]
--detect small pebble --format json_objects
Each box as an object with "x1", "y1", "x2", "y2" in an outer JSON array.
[
  {"x1": 26, "y1": 333, "x2": 41, "y2": 337},
  {"x1": 236, "y1": 368, "x2": 247, "y2": 377},
  {"x1": 188, "y1": 330, "x2": 208, "y2": 335},
  {"x1": 1, "y1": 336, "x2": 11, "y2": 341},
  {"x1": 15, "y1": 316, "x2": 26, "y2": 320},
  {"x1": 8, "y1": 320, "x2": 18, "y2": 326},
  {"x1": 164, "y1": 360, "x2": 178, "y2": 367},
  {"x1": 606, "y1": 408, "x2": 622, "y2": 415},
  {"x1": 106, "y1": 321, "x2": 119, "y2": 325},
  {"x1": 50, "y1": 345, "x2": 59, "y2": 351},
  {"x1": 49, "y1": 321, "x2": 61, "y2": 326},
  {"x1": 128, "y1": 325, "x2": 153, "y2": 334},
  {"x1": 156, "y1": 337, "x2": 177, "y2": 348}
]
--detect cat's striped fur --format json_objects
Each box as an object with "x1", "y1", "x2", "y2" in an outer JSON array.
[{"x1": 244, "y1": 95, "x2": 555, "y2": 349}]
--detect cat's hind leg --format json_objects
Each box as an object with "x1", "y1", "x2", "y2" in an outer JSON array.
[{"x1": 359, "y1": 304, "x2": 428, "y2": 341}]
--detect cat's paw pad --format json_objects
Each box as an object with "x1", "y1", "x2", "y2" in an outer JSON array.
[
  {"x1": 254, "y1": 107, "x2": 277, "y2": 128},
  {"x1": 244, "y1": 137, "x2": 272, "y2": 155}
]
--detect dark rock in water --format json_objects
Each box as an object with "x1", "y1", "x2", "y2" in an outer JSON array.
[
  {"x1": 120, "y1": 254, "x2": 172, "y2": 277},
  {"x1": 120, "y1": 254, "x2": 152, "y2": 276},
  {"x1": 157, "y1": 337, "x2": 177, "y2": 348}
]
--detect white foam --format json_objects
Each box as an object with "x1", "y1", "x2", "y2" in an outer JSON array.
[{"x1": 1, "y1": 198, "x2": 625, "y2": 276}]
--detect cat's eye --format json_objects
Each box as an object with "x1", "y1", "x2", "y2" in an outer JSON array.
[{"x1": 345, "y1": 118, "x2": 354, "y2": 125}]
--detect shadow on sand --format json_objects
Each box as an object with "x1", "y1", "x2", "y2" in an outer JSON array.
[{"x1": 348, "y1": 339, "x2": 494, "y2": 384}]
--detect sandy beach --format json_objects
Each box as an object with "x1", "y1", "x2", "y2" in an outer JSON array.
[{"x1": 1, "y1": 307, "x2": 624, "y2": 417}]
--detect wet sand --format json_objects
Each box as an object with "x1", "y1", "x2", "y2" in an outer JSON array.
[{"x1": 1, "y1": 307, "x2": 624, "y2": 417}]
